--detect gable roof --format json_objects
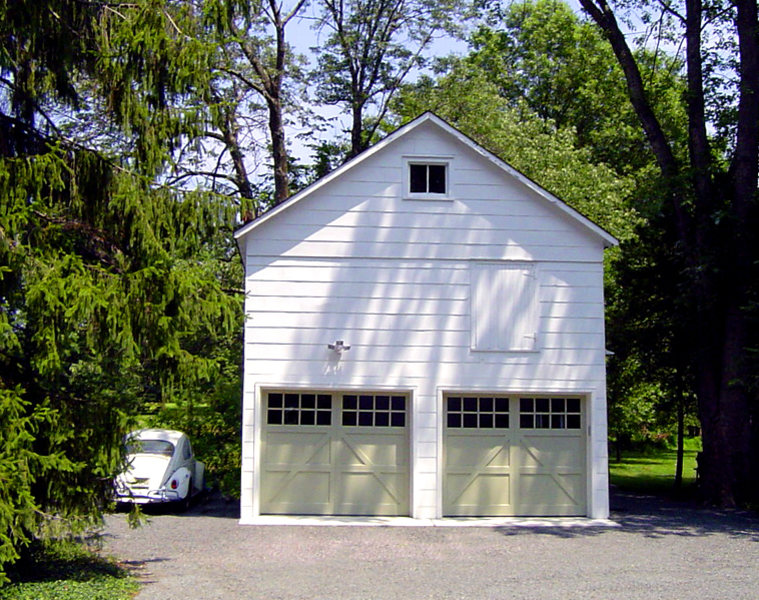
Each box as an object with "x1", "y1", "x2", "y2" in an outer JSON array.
[{"x1": 234, "y1": 112, "x2": 619, "y2": 248}]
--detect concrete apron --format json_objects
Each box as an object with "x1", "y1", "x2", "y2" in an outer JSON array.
[{"x1": 240, "y1": 515, "x2": 619, "y2": 528}]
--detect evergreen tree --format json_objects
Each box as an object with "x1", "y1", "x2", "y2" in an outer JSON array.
[{"x1": 0, "y1": 0, "x2": 240, "y2": 579}]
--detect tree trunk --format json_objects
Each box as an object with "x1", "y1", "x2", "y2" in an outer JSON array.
[
  {"x1": 349, "y1": 102, "x2": 364, "y2": 159},
  {"x1": 674, "y1": 392, "x2": 684, "y2": 489},
  {"x1": 696, "y1": 300, "x2": 754, "y2": 506},
  {"x1": 268, "y1": 93, "x2": 289, "y2": 206}
]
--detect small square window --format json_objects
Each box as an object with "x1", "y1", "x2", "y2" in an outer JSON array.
[{"x1": 408, "y1": 162, "x2": 448, "y2": 196}]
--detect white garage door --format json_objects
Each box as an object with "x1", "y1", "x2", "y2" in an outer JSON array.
[
  {"x1": 261, "y1": 391, "x2": 409, "y2": 516},
  {"x1": 444, "y1": 395, "x2": 586, "y2": 516}
]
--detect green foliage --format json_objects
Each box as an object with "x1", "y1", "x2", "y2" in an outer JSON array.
[
  {"x1": 467, "y1": 0, "x2": 688, "y2": 179},
  {"x1": 0, "y1": 540, "x2": 137, "y2": 600}
]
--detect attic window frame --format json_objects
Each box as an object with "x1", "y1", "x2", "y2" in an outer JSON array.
[{"x1": 403, "y1": 156, "x2": 453, "y2": 200}]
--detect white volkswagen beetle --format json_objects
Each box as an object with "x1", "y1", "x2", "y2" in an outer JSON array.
[{"x1": 115, "y1": 428, "x2": 205, "y2": 507}]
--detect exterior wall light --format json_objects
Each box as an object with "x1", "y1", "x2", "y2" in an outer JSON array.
[{"x1": 327, "y1": 340, "x2": 351, "y2": 354}]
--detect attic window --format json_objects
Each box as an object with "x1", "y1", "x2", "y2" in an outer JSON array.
[
  {"x1": 410, "y1": 164, "x2": 446, "y2": 194},
  {"x1": 404, "y1": 157, "x2": 452, "y2": 199}
]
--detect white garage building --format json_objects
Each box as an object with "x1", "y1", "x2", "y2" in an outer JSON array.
[{"x1": 235, "y1": 113, "x2": 616, "y2": 522}]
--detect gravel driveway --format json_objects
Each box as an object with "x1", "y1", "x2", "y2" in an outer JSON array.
[{"x1": 102, "y1": 490, "x2": 759, "y2": 600}]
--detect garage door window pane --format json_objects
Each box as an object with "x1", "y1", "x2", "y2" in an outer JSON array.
[
  {"x1": 447, "y1": 395, "x2": 509, "y2": 429},
  {"x1": 267, "y1": 392, "x2": 332, "y2": 426},
  {"x1": 519, "y1": 397, "x2": 582, "y2": 430}
]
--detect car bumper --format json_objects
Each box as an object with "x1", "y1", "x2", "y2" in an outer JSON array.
[{"x1": 115, "y1": 489, "x2": 181, "y2": 504}]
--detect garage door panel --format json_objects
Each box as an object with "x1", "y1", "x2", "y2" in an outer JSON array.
[
  {"x1": 515, "y1": 473, "x2": 585, "y2": 515},
  {"x1": 445, "y1": 435, "x2": 512, "y2": 468},
  {"x1": 261, "y1": 471, "x2": 332, "y2": 514},
  {"x1": 519, "y1": 436, "x2": 584, "y2": 469},
  {"x1": 340, "y1": 434, "x2": 406, "y2": 467},
  {"x1": 446, "y1": 473, "x2": 513, "y2": 516},
  {"x1": 264, "y1": 431, "x2": 332, "y2": 464},
  {"x1": 337, "y1": 471, "x2": 407, "y2": 515}
]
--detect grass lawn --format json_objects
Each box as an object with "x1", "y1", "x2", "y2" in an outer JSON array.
[
  {"x1": 609, "y1": 437, "x2": 701, "y2": 497},
  {"x1": 0, "y1": 541, "x2": 138, "y2": 600}
]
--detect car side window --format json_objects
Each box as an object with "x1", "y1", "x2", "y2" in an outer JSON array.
[{"x1": 183, "y1": 439, "x2": 192, "y2": 460}]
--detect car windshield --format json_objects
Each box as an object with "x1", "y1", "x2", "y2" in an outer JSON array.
[{"x1": 126, "y1": 439, "x2": 174, "y2": 457}]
